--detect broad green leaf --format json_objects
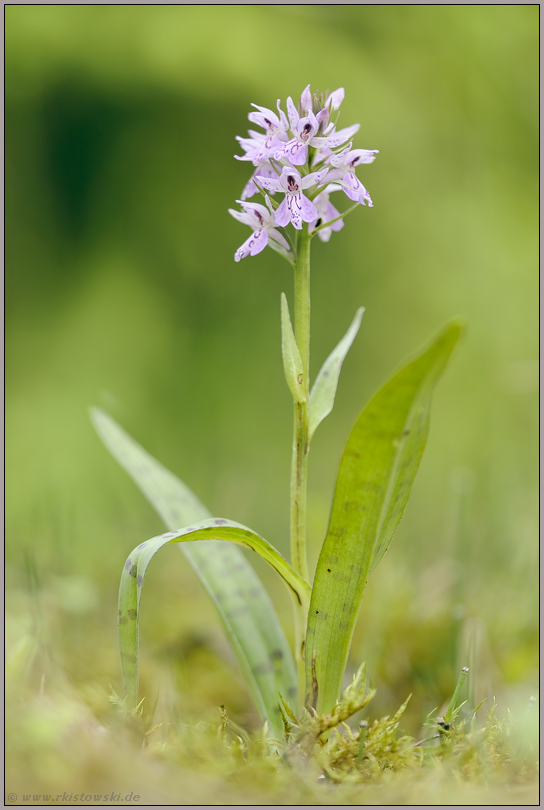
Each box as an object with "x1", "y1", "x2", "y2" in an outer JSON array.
[
  {"x1": 281, "y1": 292, "x2": 306, "y2": 403},
  {"x1": 118, "y1": 518, "x2": 311, "y2": 713},
  {"x1": 91, "y1": 409, "x2": 299, "y2": 737},
  {"x1": 308, "y1": 307, "x2": 364, "y2": 440},
  {"x1": 304, "y1": 322, "x2": 462, "y2": 713}
]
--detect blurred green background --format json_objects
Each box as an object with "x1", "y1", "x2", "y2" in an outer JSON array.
[{"x1": 6, "y1": 3, "x2": 538, "y2": 748}]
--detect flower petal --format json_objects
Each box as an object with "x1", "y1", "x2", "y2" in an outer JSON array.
[
  {"x1": 348, "y1": 149, "x2": 379, "y2": 166},
  {"x1": 301, "y1": 168, "x2": 329, "y2": 189},
  {"x1": 300, "y1": 193, "x2": 318, "y2": 223},
  {"x1": 276, "y1": 99, "x2": 289, "y2": 130},
  {"x1": 276, "y1": 139, "x2": 308, "y2": 166},
  {"x1": 300, "y1": 84, "x2": 312, "y2": 113},
  {"x1": 254, "y1": 174, "x2": 281, "y2": 193},
  {"x1": 313, "y1": 123, "x2": 360, "y2": 149},
  {"x1": 234, "y1": 233, "x2": 253, "y2": 261},
  {"x1": 269, "y1": 228, "x2": 290, "y2": 251},
  {"x1": 288, "y1": 193, "x2": 304, "y2": 229},
  {"x1": 326, "y1": 87, "x2": 345, "y2": 110},
  {"x1": 274, "y1": 197, "x2": 290, "y2": 228},
  {"x1": 234, "y1": 228, "x2": 269, "y2": 261},
  {"x1": 249, "y1": 228, "x2": 269, "y2": 255},
  {"x1": 320, "y1": 167, "x2": 343, "y2": 184},
  {"x1": 237, "y1": 200, "x2": 271, "y2": 224},
  {"x1": 229, "y1": 208, "x2": 253, "y2": 226},
  {"x1": 317, "y1": 226, "x2": 332, "y2": 243},
  {"x1": 241, "y1": 176, "x2": 257, "y2": 200},
  {"x1": 278, "y1": 166, "x2": 301, "y2": 193},
  {"x1": 249, "y1": 105, "x2": 281, "y2": 130},
  {"x1": 342, "y1": 174, "x2": 373, "y2": 206},
  {"x1": 316, "y1": 107, "x2": 329, "y2": 129},
  {"x1": 286, "y1": 96, "x2": 299, "y2": 130},
  {"x1": 326, "y1": 201, "x2": 345, "y2": 231}
]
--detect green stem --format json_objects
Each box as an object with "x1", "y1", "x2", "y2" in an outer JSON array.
[
  {"x1": 290, "y1": 225, "x2": 311, "y2": 585},
  {"x1": 292, "y1": 595, "x2": 309, "y2": 712},
  {"x1": 290, "y1": 224, "x2": 312, "y2": 703}
]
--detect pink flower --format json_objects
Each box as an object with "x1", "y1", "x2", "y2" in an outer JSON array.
[
  {"x1": 230, "y1": 85, "x2": 379, "y2": 260},
  {"x1": 255, "y1": 167, "x2": 329, "y2": 230},
  {"x1": 274, "y1": 86, "x2": 359, "y2": 166},
  {"x1": 325, "y1": 145, "x2": 379, "y2": 205},
  {"x1": 229, "y1": 197, "x2": 290, "y2": 261},
  {"x1": 245, "y1": 101, "x2": 290, "y2": 161}
]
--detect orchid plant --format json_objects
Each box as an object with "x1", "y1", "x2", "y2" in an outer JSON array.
[{"x1": 92, "y1": 84, "x2": 461, "y2": 743}]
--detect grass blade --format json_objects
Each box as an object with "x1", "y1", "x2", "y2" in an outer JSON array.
[
  {"x1": 91, "y1": 408, "x2": 299, "y2": 736},
  {"x1": 118, "y1": 519, "x2": 311, "y2": 715},
  {"x1": 305, "y1": 322, "x2": 462, "y2": 712},
  {"x1": 308, "y1": 307, "x2": 364, "y2": 440}
]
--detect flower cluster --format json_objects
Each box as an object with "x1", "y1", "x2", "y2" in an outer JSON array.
[{"x1": 229, "y1": 85, "x2": 378, "y2": 262}]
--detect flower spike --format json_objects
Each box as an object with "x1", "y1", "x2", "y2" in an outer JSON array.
[{"x1": 231, "y1": 84, "x2": 378, "y2": 259}]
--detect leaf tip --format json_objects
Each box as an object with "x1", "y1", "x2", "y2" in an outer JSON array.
[{"x1": 442, "y1": 318, "x2": 466, "y2": 344}]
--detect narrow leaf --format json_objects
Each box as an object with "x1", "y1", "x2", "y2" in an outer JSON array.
[
  {"x1": 308, "y1": 307, "x2": 364, "y2": 440},
  {"x1": 91, "y1": 409, "x2": 299, "y2": 737},
  {"x1": 281, "y1": 292, "x2": 306, "y2": 403},
  {"x1": 305, "y1": 322, "x2": 462, "y2": 713},
  {"x1": 118, "y1": 518, "x2": 311, "y2": 712}
]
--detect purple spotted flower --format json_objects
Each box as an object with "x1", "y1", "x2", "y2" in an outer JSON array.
[
  {"x1": 325, "y1": 145, "x2": 379, "y2": 205},
  {"x1": 241, "y1": 160, "x2": 278, "y2": 201},
  {"x1": 274, "y1": 85, "x2": 360, "y2": 167},
  {"x1": 228, "y1": 197, "x2": 290, "y2": 261},
  {"x1": 256, "y1": 167, "x2": 329, "y2": 230},
  {"x1": 273, "y1": 97, "x2": 323, "y2": 166},
  {"x1": 234, "y1": 134, "x2": 278, "y2": 200},
  {"x1": 245, "y1": 101, "x2": 289, "y2": 162}
]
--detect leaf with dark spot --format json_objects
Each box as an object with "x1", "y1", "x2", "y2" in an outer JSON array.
[{"x1": 305, "y1": 322, "x2": 462, "y2": 712}]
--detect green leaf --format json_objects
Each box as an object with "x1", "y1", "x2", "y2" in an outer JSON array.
[
  {"x1": 91, "y1": 408, "x2": 300, "y2": 737},
  {"x1": 118, "y1": 518, "x2": 311, "y2": 716},
  {"x1": 304, "y1": 322, "x2": 462, "y2": 713},
  {"x1": 281, "y1": 292, "x2": 306, "y2": 403},
  {"x1": 308, "y1": 307, "x2": 364, "y2": 440}
]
